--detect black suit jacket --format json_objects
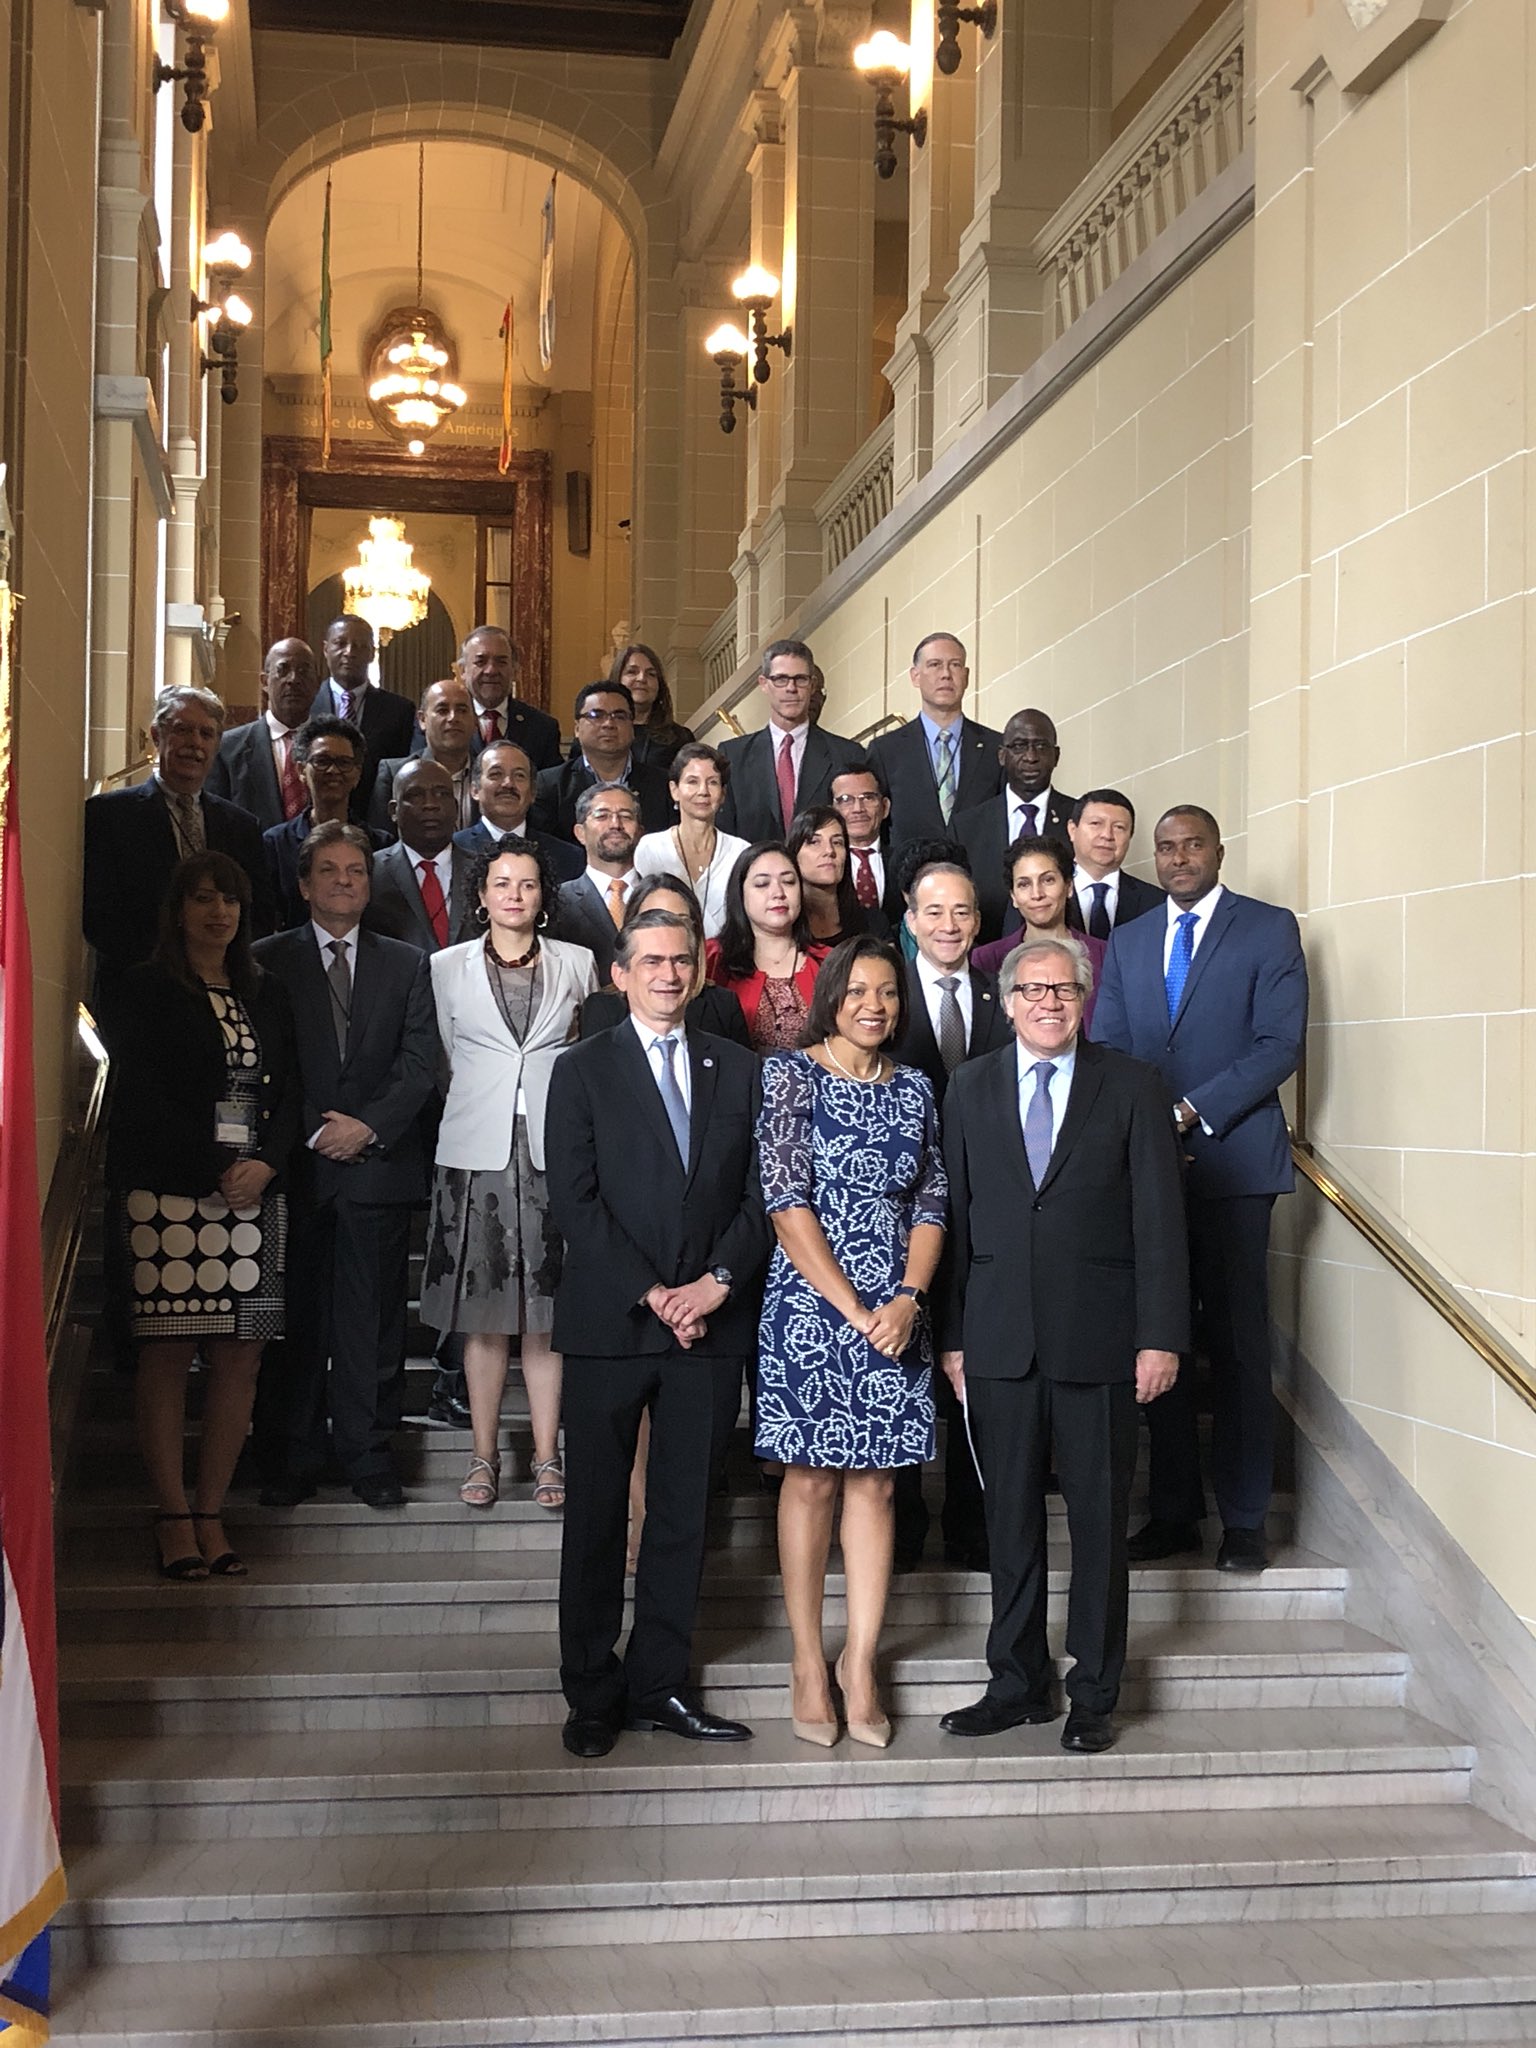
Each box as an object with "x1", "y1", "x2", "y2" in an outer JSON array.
[
  {"x1": 869, "y1": 716, "x2": 1003, "y2": 852},
  {"x1": 83, "y1": 779, "x2": 277, "y2": 990},
  {"x1": 451, "y1": 821, "x2": 584, "y2": 883},
  {"x1": 1107, "y1": 870, "x2": 1166, "y2": 929},
  {"x1": 893, "y1": 960, "x2": 1012, "y2": 1100},
  {"x1": 312, "y1": 679, "x2": 417, "y2": 810},
  {"x1": 100, "y1": 962, "x2": 300, "y2": 1196},
  {"x1": 418, "y1": 697, "x2": 562, "y2": 773},
  {"x1": 579, "y1": 983, "x2": 750, "y2": 1048},
  {"x1": 953, "y1": 789, "x2": 1078, "y2": 941},
  {"x1": 940, "y1": 1038, "x2": 1189, "y2": 1378},
  {"x1": 551, "y1": 875, "x2": 625, "y2": 985},
  {"x1": 206, "y1": 718, "x2": 294, "y2": 833},
  {"x1": 362, "y1": 843, "x2": 480, "y2": 952},
  {"x1": 262, "y1": 814, "x2": 392, "y2": 931},
  {"x1": 717, "y1": 725, "x2": 869, "y2": 844},
  {"x1": 251, "y1": 927, "x2": 438, "y2": 1206},
  {"x1": 531, "y1": 755, "x2": 676, "y2": 843},
  {"x1": 545, "y1": 1027, "x2": 771, "y2": 1358}
]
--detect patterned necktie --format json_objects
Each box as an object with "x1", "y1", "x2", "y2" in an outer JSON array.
[
  {"x1": 334, "y1": 687, "x2": 352, "y2": 722},
  {"x1": 776, "y1": 731, "x2": 797, "y2": 833},
  {"x1": 654, "y1": 1034, "x2": 691, "y2": 1163},
  {"x1": 1165, "y1": 911, "x2": 1198, "y2": 1019},
  {"x1": 1088, "y1": 881, "x2": 1111, "y2": 941},
  {"x1": 1023, "y1": 1060, "x2": 1055, "y2": 1185},
  {"x1": 935, "y1": 729, "x2": 956, "y2": 824},
  {"x1": 481, "y1": 710, "x2": 501, "y2": 746},
  {"x1": 606, "y1": 877, "x2": 626, "y2": 928},
  {"x1": 171, "y1": 791, "x2": 205, "y2": 856},
  {"x1": 416, "y1": 859, "x2": 450, "y2": 948},
  {"x1": 936, "y1": 975, "x2": 966, "y2": 1073},
  {"x1": 325, "y1": 938, "x2": 352, "y2": 1056},
  {"x1": 851, "y1": 847, "x2": 879, "y2": 910},
  {"x1": 279, "y1": 732, "x2": 306, "y2": 820},
  {"x1": 1019, "y1": 801, "x2": 1039, "y2": 838}
]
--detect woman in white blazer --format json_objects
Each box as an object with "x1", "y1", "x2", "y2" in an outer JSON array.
[{"x1": 421, "y1": 839, "x2": 597, "y2": 1510}]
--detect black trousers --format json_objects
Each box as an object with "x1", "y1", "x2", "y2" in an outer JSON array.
[
  {"x1": 258, "y1": 1192, "x2": 410, "y2": 1485},
  {"x1": 967, "y1": 1372, "x2": 1138, "y2": 1715},
  {"x1": 559, "y1": 1350, "x2": 743, "y2": 1717},
  {"x1": 893, "y1": 1371, "x2": 986, "y2": 1558},
  {"x1": 1147, "y1": 1193, "x2": 1276, "y2": 1532}
]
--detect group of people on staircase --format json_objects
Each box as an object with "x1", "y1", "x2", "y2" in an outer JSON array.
[{"x1": 82, "y1": 618, "x2": 1308, "y2": 1764}]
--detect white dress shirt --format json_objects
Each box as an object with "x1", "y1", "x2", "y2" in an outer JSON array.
[
  {"x1": 1073, "y1": 866, "x2": 1120, "y2": 928},
  {"x1": 411, "y1": 844, "x2": 455, "y2": 908},
  {"x1": 586, "y1": 866, "x2": 637, "y2": 916},
  {"x1": 633, "y1": 828, "x2": 751, "y2": 938},
  {"x1": 265, "y1": 708, "x2": 302, "y2": 791},
  {"x1": 915, "y1": 947, "x2": 974, "y2": 1049},
  {"x1": 631, "y1": 1015, "x2": 692, "y2": 1111},
  {"x1": 1008, "y1": 785, "x2": 1057, "y2": 841},
  {"x1": 473, "y1": 817, "x2": 527, "y2": 849},
  {"x1": 1015, "y1": 1038, "x2": 1078, "y2": 1160},
  {"x1": 1161, "y1": 883, "x2": 1225, "y2": 972}
]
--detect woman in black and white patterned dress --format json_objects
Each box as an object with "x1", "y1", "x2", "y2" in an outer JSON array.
[{"x1": 102, "y1": 853, "x2": 300, "y2": 1579}]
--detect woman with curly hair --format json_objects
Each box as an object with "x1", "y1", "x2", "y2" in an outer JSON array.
[{"x1": 420, "y1": 837, "x2": 597, "y2": 1511}]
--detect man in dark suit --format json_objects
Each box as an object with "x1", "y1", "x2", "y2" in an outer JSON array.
[
  {"x1": 312, "y1": 616, "x2": 417, "y2": 810},
  {"x1": 452, "y1": 739, "x2": 582, "y2": 883},
  {"x1": 372, "y1": 677, "x2": 481, "y2": 832},
  {"x1": 546, "y1": 908, "x2": 772, "y2": 1757},
  {"x1": 1094, "y1": 806, "x2": 1308, "y2": 1575},
  {"x1": 83, "y1": 684, "x2": 276, "y2": 995},
  {"x1": 830, "y1": 767, "x2": 905, "y2": 927},
  {"x1": 890, "y1": 857, "x2": 1012, "y2": 1570},
  {"x1": 939, "y1": 933, "x2": 1188, "y2": 1753},
  {"x1": 551, "y1": 784, "x2": 642, "y2": 985},
  {"x1": 206, "y1": 638, "x2": 322, "y2": 831},
  {"x1": 953, "y1": 709, "x2": 1077, "y2": 941},
  {"x1": 262, "y1": 716, "x2": 390, "y2": 929},
  {"x1": 868, "y1": 632, "x2": 1003, "y2": 852},
  {"x1": 450, "y1": 624, "x2": 562, "y2": 772},
  {"x1": 252, "y1": 823, "x2": 438, "y2": 1510},
  {"x1": 363, "y1": 758, "x2": 479, "y2": 951},
  {"x1": 1067, "y1": 787, "x2": 1165, "y2": 939},
  {"x1": 532, "y1": 681, "x2": 674, "y2": 841},
  {"x1": 718, "y1": 640, "x2": 868, "y2": 843}
]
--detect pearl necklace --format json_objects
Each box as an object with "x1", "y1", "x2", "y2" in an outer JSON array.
[{"x1": 822, "y1": 1040, "x2": 886, "y2": 1084}]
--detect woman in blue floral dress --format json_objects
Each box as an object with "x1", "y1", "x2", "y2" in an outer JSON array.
[{"x1": 756, "y1": 937, "x2": 947, "y2": 1748}]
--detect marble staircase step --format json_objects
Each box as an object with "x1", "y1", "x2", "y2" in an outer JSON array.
[
  {"x1": 49, "y1": 1911, "x2": 1536, "y2": 2045},
  {"x1": 56, "y1": 1544, "x2": 1347, "y2": 1641},
  {"x1": 60, "y1": 1705, "x2": 1475, "y2": 1843},
  {"x1": 54, "y1": 1801, "x2": 1536, "y2": 1964},
  {"x1": 59, "y1": 1618, "x2": 1410, "y2": 1736}
]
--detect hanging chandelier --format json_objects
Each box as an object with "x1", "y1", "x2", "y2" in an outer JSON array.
[
  {"x1": 366, "y1": 146, "x2": 467, "y2": 446},
  {"x1": 342, "y1": 516, "x2": 430, "y2": 645}
]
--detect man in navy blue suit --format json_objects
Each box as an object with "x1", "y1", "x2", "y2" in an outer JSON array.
[{"x1": 1093, "y1": 806, "x2": 1307, "y2": 1574}]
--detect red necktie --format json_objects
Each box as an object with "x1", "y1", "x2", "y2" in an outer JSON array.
[
  {"x1": 481, "y1": 710, "x2": 501, "y2": 746},
  {"x1": 416, "y1": 859, "x2": 450, "y2": 947},
  {"x1": 852, "y1": 847, "x2": 879, "y2": 910},
  {"x1": 278, "y1": 731, "x2": 306, "y2": 820},
  {"x1": 776, "y1": 731, "x2": 797, "y2": 833}
]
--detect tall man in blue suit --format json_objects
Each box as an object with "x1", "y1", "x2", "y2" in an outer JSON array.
[{"x1": 1094, "y1": 806, "x2": 1308, "y2": 1574}]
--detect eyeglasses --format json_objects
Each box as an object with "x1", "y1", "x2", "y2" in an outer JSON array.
[
  {"x1": 833, "y1": 791, "x2": 882, "y2": 808},
  {"x1": 308, "y1": 755, "x2": 361, "y2": 775},
  {"x1": 1010, "y1": 981, "x2": 1084, "y2": 1003},
  {"x1": 585, "y1": 806, "x2": 639, "y2": 824},
  {"x1": 577, "y1": 708, "x2": 633, "y2": 725}
]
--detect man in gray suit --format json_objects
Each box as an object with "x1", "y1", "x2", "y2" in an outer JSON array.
[
  {"x1": 552, "y1": 784, "x2": 642, "y2": 986},
  {"x1": 364, "y1": 758, "x2": 478, "y2": 952},
  {"x1": 206, "y1": 638, "x2": 322, "y2": 831},
  {"x1": 718, "y1": 640, "x2": 868, "y2": 843}
]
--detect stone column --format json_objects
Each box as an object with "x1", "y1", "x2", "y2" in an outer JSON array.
[
  {"x1": 668, "y1": 267, "x2": 747, "y2": 711},
  {"x1": 730, "y1": 91, "x2": 786, "y2": 662}
]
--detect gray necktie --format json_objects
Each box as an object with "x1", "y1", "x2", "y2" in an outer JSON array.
[
  {"x1": 171, "y1": 791, "x2": 205, "y2": 856},
  {"x1": 654, "y1": 1034, "x2": 690, "y2": 1164},
  {"x1": 1023, "y1": 1059, "x2": 1056, "y2": 1185},
  {"x1": 326, "y1": 938, "x2": 352, "y2": 1056},
  {"x1": 936, "y1": 974, "x2": 966, "y2": 1073},
  {"x1": 935, "y1": 729, "x2": 956, "y2": 824}
]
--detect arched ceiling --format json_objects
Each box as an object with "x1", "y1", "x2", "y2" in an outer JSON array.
[{"x1": 262, "y1": 140, "x2": 625, "y2": 395}]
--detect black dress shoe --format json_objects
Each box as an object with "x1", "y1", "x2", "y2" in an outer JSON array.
[
  {"x1": 562, "y1": 1709, "x2": 621, "y2": 1759},
  {"x1": 1126, "y1": 1518, "x2": 1203, "y2": 1562},
  {"x1": 352, "y1": 1475, "x2": 406, "y2": 1509},
  {"x1": 1216, "y1": 1526, "x2": 1269, "y2": 1573},
  {"x1": 624, "y1": 1691, "x2": 753, "y2": 1741},
  {"x1": 422, "y1": 1394, "x2": 473, "y2": 1430},
  {"x1": 940, "y1": 1694, "x2": 1057, "y2": 1737},
  {"x1": 1061, "y1": 1704, "x2": 1117, "y2": 1753},
  {"x1": 258, "y1": 1477, "x2": 316, "y2": 1509}
]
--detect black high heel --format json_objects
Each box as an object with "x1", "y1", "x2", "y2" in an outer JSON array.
[
  {"x1": 190, "y1": 1512, "x2": 247, "y2": 1577},
  {"x1": 154, "y1": 1512, "x2": 208, "y2": 1581}
]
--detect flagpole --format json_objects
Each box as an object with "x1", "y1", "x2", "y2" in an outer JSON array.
[{"x1": 320, "y1": 173, "x2": 334, "y2": 464}]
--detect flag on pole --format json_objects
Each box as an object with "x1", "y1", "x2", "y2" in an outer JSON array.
[
  {"x1": 319, "y1": 173, "x2": 334, "y2": 463},
  {"x1": 497, "y1": 299, "x2": 514, "y2": 477},
  {"x1": 0, "y1": 574, "x2": 64, "y2": 2044},
  {"x1": 538, "y1": 176, "x2": 556, "y2": 374}
]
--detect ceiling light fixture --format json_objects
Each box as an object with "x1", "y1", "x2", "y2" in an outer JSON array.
[
  {"x1": 365, "y1": 146, "x2": 468, "y2": 447},
  {"x1": 342, "y1": 516, "x2": 431, "y2": 644}
]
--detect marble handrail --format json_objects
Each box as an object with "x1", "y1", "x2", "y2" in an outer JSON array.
[{"x1": 815, "y1": 414, "x2": 896, "y2": 575}]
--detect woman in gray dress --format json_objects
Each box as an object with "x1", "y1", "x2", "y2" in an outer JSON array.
[{"x1": 421, "y1": 841, "x2": 597, "y2": 1509}]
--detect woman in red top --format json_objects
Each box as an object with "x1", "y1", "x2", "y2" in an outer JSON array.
[{"x1": 706, "y1": 841, "x2": 827, "y2": 1053}]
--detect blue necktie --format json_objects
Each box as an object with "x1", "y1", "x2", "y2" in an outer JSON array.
[
  {"x1": 1165, "y1": 911, "x2": 1198, "y2": 1019},
  {"x1": 1023, "y1": 1060, "x2": 1055, "y2": 1186},
  {"x1": 654, "y1": 1034, "x2": 690, "y2": 1164},
  {"x1": 1088, "y1": 881, "x2": 1111, "y2": 941},
  {"x1": 1020, "y1": 801, "x2": 1039, "y2": 837}
]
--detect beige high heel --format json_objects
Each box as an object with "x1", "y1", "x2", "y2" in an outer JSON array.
[
  {"x1": 790, "y1": 1667, "x2": 841, "y2": 1747},
  {"x1": 835, "y1": 1652, "x2": 892, "y2": 1749}
]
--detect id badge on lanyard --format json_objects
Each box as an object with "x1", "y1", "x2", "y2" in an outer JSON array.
[{"x1": 215, "y1": 1100, "x2": 254, "y2": 1148}]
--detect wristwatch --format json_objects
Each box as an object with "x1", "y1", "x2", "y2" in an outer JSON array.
[
  {"x1": 896, "y1": 1284, "x2": 927, "y2": 1307},
  {"x1": 710, "y1": 1265, "x2": 734, "y2": 1297}
]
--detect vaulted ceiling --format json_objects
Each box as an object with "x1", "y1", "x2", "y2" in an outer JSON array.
[{"x1": 248, "y1": 0, "x2": 693, "y2": 59}]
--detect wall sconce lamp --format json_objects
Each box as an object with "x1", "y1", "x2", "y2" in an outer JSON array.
[
  {"x1": 152, "y1": 0, "x2": 230, "y2": 134},
  {"x1": 853, "y1": 34, "x2": 927, "y2": 181},
  {"x1": 935, "y1": 1, "x2": 997, "y2": 77},
  {"x1": 730, "y1": 266, "x2": 792, "y2": 384},
  {"x1": 197, "y1": 292, "x2": 252, "y2": 406},
  {"x1": 706, "y1": 325, "x2": 757, "y2": 435}
]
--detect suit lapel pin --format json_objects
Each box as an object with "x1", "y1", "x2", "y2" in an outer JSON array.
[{"x1": 703, "y1": 1057, "x2": 715, "y2": 1069}]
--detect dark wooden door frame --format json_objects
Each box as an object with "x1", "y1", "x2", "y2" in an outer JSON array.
[{"x1": 261, "y1": 437, "x2": 554, "y2": 711}]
